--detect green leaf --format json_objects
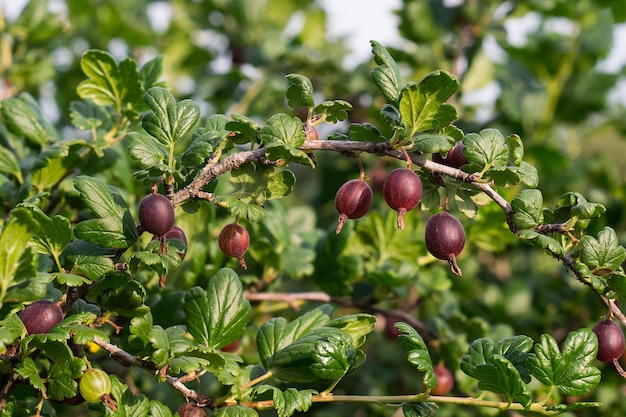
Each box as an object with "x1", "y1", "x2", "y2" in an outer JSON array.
[
  {"x1": 54, "y1": 273, "x2": 91, "y2": 286},
  {"x1": 463, "y1": 129, "x2": 509, "y2": 172},
  {"x1": 399, "y1": 71, "x2": 459, "y2": 136},
  {"x1": 129, "y1": 312, "x2": 153, "y2": 350},
  {"x1": 140, "y1": 55, "x2": 166, "y2": 90},
  {"x1": 493, "y1": 336, "x2": 534, "y2": 383},
  {"x1": 68, "y1": 324, "x2": 108, "y2": 345},
  {"x1": 507, "y1": 134, "x2": 524, "y2": 166},
  {"x1": 370, "y1": 40, "x2": 402, "y2": 105},
  {"x1": 310, "y1": 331, "x2": 356, "y2": 380},
  {"x1": 27, "y1": 206, "x2": 72, "y2": 259},
  {"x1": 0, "y1": 208, "x2": 39, "y2": 307},
  {"x1": 511, "y1": 189, "x2": 544, "y2": 229},
  {"x1": 148, "y1": 325, "x2": 170, "y2": 367},
  {"x1": 517, "y1": 230, "x2": 564, "y2": 256},
  {"x1": 348, "y1": 123, "x2": 384, "y2": 142},
  {"x1": 571, "y1": 202, "x2": 606, "y2": 220},
  {"x1": 545, "y1": 402, "x2": 602, "y2": 413},
  {"x1": 48, "y1": 359, "x2": 84, "y2": 400},
  {"x1": 412, "y1": 132, "x2": 457, "y2": 155},
  {"x1": 326, "y1": 313, "x2": 375, "y2": 349},
  {"x1": 180, "y1": 114, "x2": 230, "y2": 166},
  {"x1": 259, "y1": 114, "x2": 313, "y2": 166},
  {"x1": 128, "y1": 133, "x2": 167, "y2": 168},
  {"x1": 15, "y1": 358, "x2": 45, "y2": 391},
  {"x1": 149, "y1": 401, "x2": 173, "y2": 417},
  {"x1": 402, "y1": 403, "x2": 439, "y2": 417},
  {"x1": 0, "y1": 146, "x2": 23, "y2": 183},
  {"x1": 313, "y1": 100, "x2": 352, "y2": 123},
  {"x1": 142, "y1": 87, "x2": 200, "y2": 145},
  {"x1": 581, "y1": 227, "x2": 626, "y2": 276},
  {"x1": 396, "y1": 322, "x2": 435, "y2": 391},
  {"x1": 517, "y1": 161, "x2": 539, "y2": 188},
  {"x1": 4, "y1": 274, "x2": 52, "y2": 304},
  {"x1": 77, "y1": 50, "x2": 143, "y2": 114},
  {"x1": 274, "y1": 388, "x2": 317, "y2": 417},
  {"x1": 64, "y1": 239, "x2": 115, "y2": 281},
  {"x1": 0, "y1": 315, "x2": 26, "y2": 351},
  {"x1": 214, "y1": 405, "x2": 258, "y2": 417},
  {"x1": 183, "y1": 268, "x2": 251, "y2": 350},
  {"x1": 69, "y1": 100, "x2": 107, "y2": 130},
  {"x1": 0, "y1": 93, "x2": 59, "y2": 145},
  {"x1": 107, "y1": 375, "x2": 151, "y2": 417},
  {"x1": 86, "y1": 271, "x2": 147, "y2": 317},
  {"x1": 257, "y1": 305, "x2": 332, "y2": 369},
  {"x1": 285, "y1": 74, "x2": 315, "y2": 108},
  {"x1": 381, "y1": 104, "x2": 402, "y2": 128},
  {"x1": 269, "y1": 327, "x2": 354, "y2": 383},
  {"x1": 226, "y1": 114, "x2": 261, "y2": 145},
  {"x1": 73, "y1": 176, "x2": 138, "y2": 248},
  {"x1": 30, "y1": 140, "x2": 87, "y2": 191},
  {"x1": 473, "y1": 354, "x2": 532, "y2": 407},
  {"x1": 461, "y1": 338, "x2": 532, "y2": 406},
  {"x1": 528, "y1": 329, "x2": 600, "y2": 396}
]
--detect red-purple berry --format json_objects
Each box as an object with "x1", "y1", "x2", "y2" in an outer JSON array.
[
  {"x1": 335, "y1": 179, "x2": 373, "y2": 233},
  {"x1": 433, "y1": 142, "x2": 468, "y2": 169},
  {"x1": 593, "y1": 319, "x2": 625, "y2": 363},
  {"x1": 139, "y1": 193, "x2": 175, "y2": 237},
  {"x1": 425, "y1": 212, "x2": 465, "y2": 276},
  {"x1": 20, "y1": 300, "x2": 64, "y2": 335},
  {"x1": 431, "y1": 365, "x2": 454, "y2": 395},
  {"x1": 382, "y1": 168, "x2": 423, "y2": 230},
  {"x1": 218, "y1": 223, "x2": 250, "y2": 269}
]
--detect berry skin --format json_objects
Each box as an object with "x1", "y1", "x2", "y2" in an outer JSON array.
[
  {"x1": 432, "y1": 142, "x2": 468, "y2": 169},
  {"x1": 20, "y1": 300, "x2": 64, "y2": 335},
  {"x1": 592, "y1": 319, "x2": 625, "y2": 362},
  {"x1": 79, "y1": 368, "x2": 111, "y2": 403},
  {"x1": 335, "y1": 179, "x2": 373, "y2": 234},
  {"x1": 431, "y1": 365, "x2": 454, "y2": 395},
  {"x1": 177, "y1": 403, "x2": 208, "y2": 417},
  {"x1": 218, "y1": 223, "x2": 250, "y2": 269},
  {"x1": 139, "y1": 193, "x2": 175, "y2": 237},
  {"x1": 382, "y1": 168, "x2": 423, "y2": 230},
  {"x1": 425, "y1": 212, "x2": 466, "y2": 276}
]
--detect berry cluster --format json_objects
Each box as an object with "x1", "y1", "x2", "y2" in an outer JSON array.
[{"x1": 334, "y1": 146, "x2": 468, "y2": 276}]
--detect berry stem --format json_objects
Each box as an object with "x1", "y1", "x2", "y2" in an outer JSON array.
[{"x1": 448, "y1": 256, "x2": 463, "y2": 276}]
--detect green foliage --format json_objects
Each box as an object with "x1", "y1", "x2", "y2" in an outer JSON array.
[{"x1": 1, "y1": 1, "x2": 626, "y2": 416}]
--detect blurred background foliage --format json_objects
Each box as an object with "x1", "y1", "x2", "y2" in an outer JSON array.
[{"x1": 2, "y1": 0, "x2": 626, "y2": 415}]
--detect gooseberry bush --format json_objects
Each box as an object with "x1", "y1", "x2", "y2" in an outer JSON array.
[{"x1": 1, "y1": 7, "x2": 626, "y2": 417}]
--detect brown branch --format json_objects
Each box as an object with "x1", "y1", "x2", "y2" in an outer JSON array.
[{"x1": 92, "y1": 337, "x2": 215, "y2": 408}]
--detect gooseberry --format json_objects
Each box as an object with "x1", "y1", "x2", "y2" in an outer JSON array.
[
  {"x1": 382, "y1": 168, "x2": 422, "y2": 230},
  {"x1": 593, "y1": 319, "x2": 625, "y2": 362},
  {"x1": 139, "y1": 193, "x2": 175, "y2": 236},
  {"x1": 79, "y1": 368, "x2": 111, "y2": 403},
  {"x1": 335, "y1": 179, "x2": 373, "y2": 233},
  {"x1": 425, "y1": 212, "x2": 465, "y2": 276},
  {"x1": 218, "y1": 223, "x2": 250, "y2": 269},
  {"x1": 20, "y1": 300, "x2": 63, "y2": 335}
]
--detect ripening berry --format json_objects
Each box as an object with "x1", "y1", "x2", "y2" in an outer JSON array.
[
  {"x1": 425, "y1": 212, "x2": 465, "y2": 276},
  {"x1": 20, "y1": 300, "x2": 64, "y2": 335},
  {"x1": 218, "y1": 223, "x2": 250, "y2": 269},
  {"x1": 593, "y1": 319, "x2": 625, "y2": 362},
  {"x1": 383, "y1": 168, "x2": 422, "y2": 230},
  {"x1": 139, "y1": 193, "x2": 175, "y2": 236},
  {"x1": 432, "y1": 142, "x2": 468, "y2": 169},
  {"x1": 335, "y1": 179, "x2": 373, "y2": 233}
]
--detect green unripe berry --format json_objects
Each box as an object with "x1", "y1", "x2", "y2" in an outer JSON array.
[{"x1": 79, "y1": 368, "x2": 111, "y2": 403}]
